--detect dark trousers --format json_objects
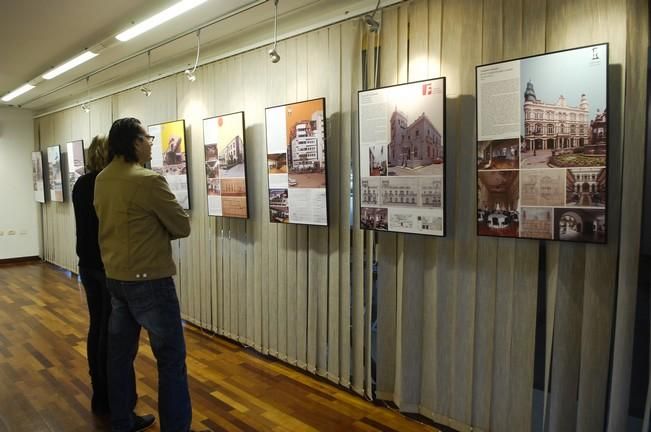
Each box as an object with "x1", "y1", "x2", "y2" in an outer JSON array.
[
  {"x1": 106, "y1": 277, "x2": 192, "y2": 432},
  {"x1": 79, "y1": 267, "x2": 111, "y2": 414}
]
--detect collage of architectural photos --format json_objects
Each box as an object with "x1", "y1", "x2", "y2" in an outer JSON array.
[
  {"x1": 476, "y1": 43, "x2": 608, "y2": 243},
  {"x1": 66, "y1": 140, "x2": 86, "y2": 191},
  {"x1": 148, "y1": 119, "x2": 191, "y2": 209},
  {"x1": 203, "y1": 112, "x2": 248, "y2": 218},
  {"x1": 265, "y1": 98, "x2": 328, "y2": 226},
  {"x1": 47, "y1": 145, "x2": 64, "y2": 202},
  {"x1": 31, "y1": 151, "x2": 45, "y2": 203},
  {"x1": 359, "y1": 78, "x2": 446, "y2": 236}
]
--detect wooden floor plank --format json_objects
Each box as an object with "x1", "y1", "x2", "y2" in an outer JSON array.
[{"x1": 0, "y1": 263, "x2": 438, "y2": 432}]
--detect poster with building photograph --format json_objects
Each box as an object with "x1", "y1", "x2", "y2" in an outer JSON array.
[
  {"x1": 47, "y1": 145, "x2": 64, "y2": 202},
  {"x1": 265, "y1": 98, "x2": 328, "y2": 226},
  {"x1": 358, "y1": 78, "x2": 446, "y2": 236},
  {"x1": 476, "y1": 43, "x2": 608, "y2": 243},
  {"x1": 203, "y1": 112, "x2": 248, "y2": 218},
  {"x1": 32, "y1": 151, "x2": 45, "y2": 203},
  {"x1": 66, "y1": 140, "x2": 86, "y2": 191},
  {"x1": 148, "y1": 120, "x2": 190, "y2": 210}
]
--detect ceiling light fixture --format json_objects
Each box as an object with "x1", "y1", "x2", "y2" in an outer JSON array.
[
  {"x1": 184, "y1": 30, "x2": 201, "y2": 82},
  {"x1": 268, "y1": 0, "x2": 280, "y2": 63},
  {"x1": 141, "y1": 51, "x2": 153, "y2": 97},
  {"x1": 42, "y1": 51, "x2": 98, "y2": 80},
  {"x1": 363, "y1": 0, "x2": 381, "y2": 33},
  {"x1": 116, "y1": 0, "x2": 208, "y2": 42},
  {"x1": 2, "y1": 84, "x2": 35, "y2": 102}
]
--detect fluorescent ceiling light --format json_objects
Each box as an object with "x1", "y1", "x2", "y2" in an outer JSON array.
[
  {"x1": 2, "y1": 84, "x2": 35, "y2": 102},
  {"x1": 42, "y1": 51, "x2": 98, "y2": 80},
  {"x1": 116, "y1": 0, "x2": 208, "y2": 42}
]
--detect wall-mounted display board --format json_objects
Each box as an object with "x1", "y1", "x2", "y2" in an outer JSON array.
[
  {"x1": 203, "y1": 112, "x2": 249, "y2": 218},
  {"x1": 66, "y1": 140, "x2": 86, "y2": 191},
  {"x1": 476, "y1": 43, "x2": 608, "y2": 243},
  {"x1": 47, "y1": 145, "x2": 64, "y2": 202},
  {"x1": 358, "y1": 78, "x2": 446, "y2": 236},
  {"x1": 265, "y1": 98, "x2": 328, "y2": 226},
  {"x1": 31, "y1": 151, "x2": 45, "y2": 203},
  {"x1": 148, "y1": 120, "x2": 190, "y2": 209}
]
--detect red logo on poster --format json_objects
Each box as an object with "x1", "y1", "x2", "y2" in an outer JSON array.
[
  {"x1": 422, "y1": 83, "x2": 432, "y2": 95},
  {"x1": 217, "y1": 117, "x2": 223, "y2": 127}
]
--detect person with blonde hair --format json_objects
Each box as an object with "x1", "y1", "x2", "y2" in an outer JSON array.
[{"x1": 72, "y1": 134, "x2": 113, "y2": 417}]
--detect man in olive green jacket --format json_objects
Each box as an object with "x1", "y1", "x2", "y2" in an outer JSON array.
[{"x1": 94, "y1": 117, "x2": 191, "y2": 432}]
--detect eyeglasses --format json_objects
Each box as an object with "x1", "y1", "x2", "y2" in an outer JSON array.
[{"x1": 138, "y1": 134, "x2": 155, "y2": 143}]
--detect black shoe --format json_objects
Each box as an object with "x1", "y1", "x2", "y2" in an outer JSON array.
[{"x1": 130, "y1": 414, "x2": 156, "y2": 432}]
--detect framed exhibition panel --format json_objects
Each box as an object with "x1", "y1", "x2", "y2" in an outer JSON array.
[
  {"x1": 358, "y1": 77, "x2": 446, "y2": 236},
  {"x1": 66, "y1": 140, "x2": 86, "y2": 191},
  {"x1": 202, "y1": 112, "x2": 249, "y2": 218},
  {"x1": 46, "y1": 145, "x2": 64, "y2": 202},
  {"x1": 265, "y1": 98, "x2": 329, "y2": 226},
  {"x1": 148, "y1": 120, "x2": 191, "y2": 210},
  {"x1": 31, "y1": 151, "x2": 45, "y2": 203},
  {"x1": 476, "y1": 43, "x2": 608, "y2": 243}
]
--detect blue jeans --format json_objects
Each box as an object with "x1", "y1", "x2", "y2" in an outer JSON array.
[{"x1": 106, "y1": 277, "x2": 192, "y2": 432}]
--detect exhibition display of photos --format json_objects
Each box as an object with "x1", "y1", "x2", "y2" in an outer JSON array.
[
  {"x1": 148, "y1": 120, "x2": 191, "y2": 209},
  {"x1": 203, "y1": 112, "x2": 248, "y2": 218},
  {"x1": 66, "y1": 140, "x2": 86, "y2": 191},
  {"x1": 265, "y1": 98, "x2": 328, "y2": 226},
  {"x1": 47, "y1": 145, "x2": 64, "y2": 202},
  {"x1": 31, "y1": 151, "x2": 45, "y2": 203},
  {"x1": 476, "y1": 43, "x2": 608, "y2": 243},
  {"x1": 358, "y1": 78, "x2": 446, "y2": 236}
]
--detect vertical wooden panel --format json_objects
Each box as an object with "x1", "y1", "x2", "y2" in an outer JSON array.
[
  {"x1": 375, "y1": 4, "x2": 399, "y2": 401},
  {"x1": 327, "y1": 24, "x2": 342, "y2": 382},
  {"x1": 608, "y1": 0, "x2": 648, "y2": 429}
]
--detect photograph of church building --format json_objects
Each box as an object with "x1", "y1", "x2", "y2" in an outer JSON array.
[{"x1": 387, "y1": 109, "x2": 443, "y2": 176}]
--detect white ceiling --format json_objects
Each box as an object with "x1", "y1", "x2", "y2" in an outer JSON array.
[{"x1": 0, "y1": 0, "x2": 398, "y2": 113}]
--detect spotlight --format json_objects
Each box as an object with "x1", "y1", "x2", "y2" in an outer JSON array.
[
  {"x1": 268, "y1": 48, "x2": 280, "y2": 63},
  {"x1": 184, "y1": 69, "x2": 196, "y2": 82},
  {"x1": 81, "y1": 103, "x2": 90, "y2": 113},
  {"x1": 140, "y1": 86, "x2": 152, "y2": 96},
  {"x1": 364, "y1": 14, "x2": 380, "y2": 32}
]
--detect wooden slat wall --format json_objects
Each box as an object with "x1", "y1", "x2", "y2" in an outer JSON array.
[
  {"x1": 372, "y1": 1, "x2": 647, "y2": 432},
  {"x1": 33, "y1": 2, "x2": 648, "y2": 430}
]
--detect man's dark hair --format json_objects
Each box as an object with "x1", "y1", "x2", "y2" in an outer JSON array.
[{"x1": 107, "y1": 117, "x2": 143, "y2": 163}]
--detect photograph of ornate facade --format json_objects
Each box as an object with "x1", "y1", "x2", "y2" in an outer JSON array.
[
  {"x1": 566, "y1": 167, "x2": 606, "y2": 207},
  {"x1": 387, "y1": 109, "x2": 443, "y2": 176},
  {"x1": 520, "y1": 84, "x2": 606, "y2": 169}
]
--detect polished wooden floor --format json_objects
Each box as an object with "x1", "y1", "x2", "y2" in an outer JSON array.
[{"x1": 0, "y1": 262, "x2": 437, "y2": 432}]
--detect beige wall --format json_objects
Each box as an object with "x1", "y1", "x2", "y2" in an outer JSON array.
[
  {"x1": 34, "y1": 0, "x2": 648, "y2": 431},
  {"x1": 0, "y1": 107, "x2": 40, "y2": 259}
]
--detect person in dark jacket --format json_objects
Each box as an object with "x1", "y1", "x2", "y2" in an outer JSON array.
[{"x1": 72, "y1": 135, "x2": 111, "y2": 416}]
